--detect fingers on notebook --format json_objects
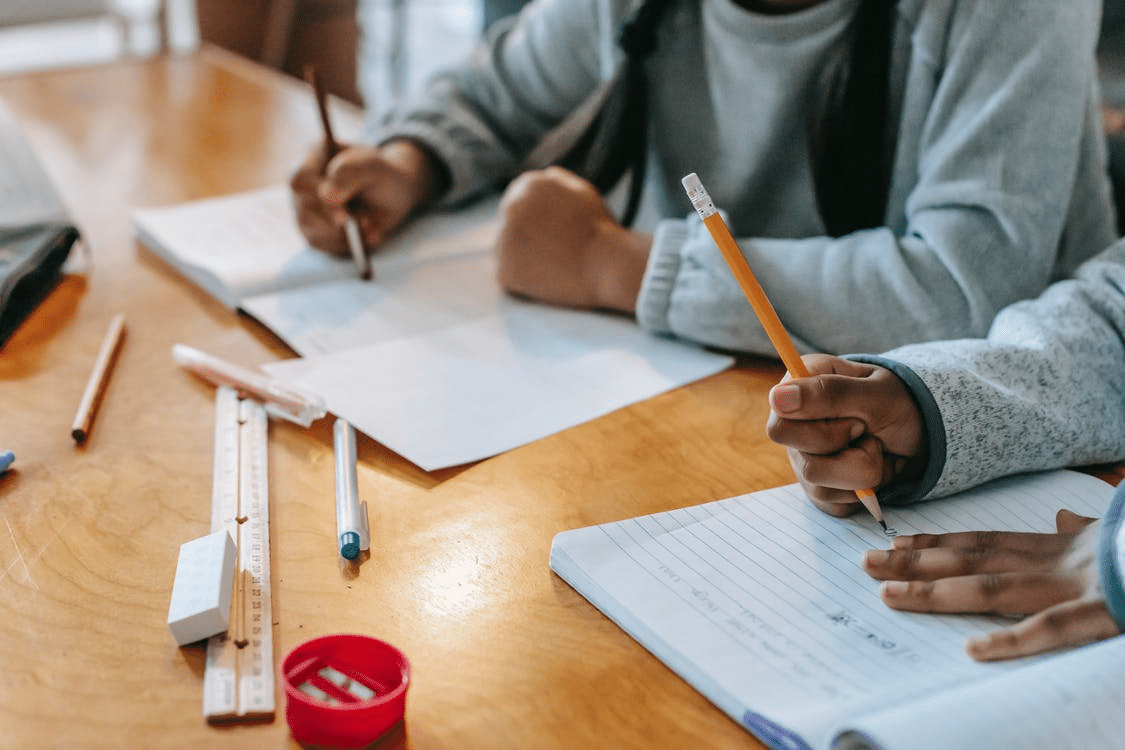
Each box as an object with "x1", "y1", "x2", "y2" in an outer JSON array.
[
  {"x1": 965, "y1": 599, "x2": 1120, "y2": 661},
  {"x1": 875, "y1": 573, "x2": 1083, "y2": 617},
  {"x1": 867, "y1": 530, "x2": 1074, "y2": 578}
]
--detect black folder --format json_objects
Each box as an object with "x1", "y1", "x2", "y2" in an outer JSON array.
[{"x1": 0, "y1": 221, "x2": 79, "y2": 348}]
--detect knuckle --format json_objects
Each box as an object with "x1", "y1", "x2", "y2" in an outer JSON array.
[
  {"x1": 886, "y1": 549, "x2": 923, "y2": 577},
  {"x1": 977, "y1": 573, "x2": 1010, "y2": 599},
  {"x1": 764, "y1": 415, "x2": 796, "y2": 444},
  {"x1": 801, "y1": 353, "x2": 838, "y2": 374},
  {"x1": 330, "y1": 158, "x2": 359, "y2": 187},
  {"x1": 794, "y1": 453, "x2": 831, "y2": 486},
  {"x1": 962, "y1": 546, "x2": 992, "y2": 569},
  {"x1": 906, "y1": 533, "x2": 939, "y2": 549},
  {"x1": 958, "y1": 533, "x2": 1001, "y2": 571},
  {"x1": 1038, "y1": 607, "x2": 1077, "y2": 635},
  {"x1": 763, "y1": 416, "x2": 781, "y2": 440},
  {"x1": 907, "y1": 580, "x2": 933, "y2": 598},
  {"x1": 890, "y1": 580, "x2": 933, "y2": 602},
  {"x1": 810, "y1": 376, "x2": 841, "y2": 407},
  {"x1": 973, "y1": 530, "x2": 1001, "y2": 548}
]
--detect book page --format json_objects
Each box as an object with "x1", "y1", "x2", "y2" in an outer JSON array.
[
  {"x1": 834, "y1": 634, "x2": 1125, "y2": 750},
  {"x1": 549, "y1": 470, "x2": 1114, "y2": 750},
  {"x1": 134, "y1": 186, "x2": 358, "y2": 307}
]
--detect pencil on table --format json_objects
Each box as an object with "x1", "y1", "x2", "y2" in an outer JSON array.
[
  {"x1": 71, "y1": 312, "x2": 126, "y2": 444},
  {"x1": 305, "y1": 65, "x2": 372, "y2": 281},
  {"x1": 680, "y1": 173, "x2": 886, "y2": 529}
]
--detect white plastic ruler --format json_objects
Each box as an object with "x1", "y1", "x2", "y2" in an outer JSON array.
[{"x1": 202, "y1": 386, "x2": 276, "y2": 723}]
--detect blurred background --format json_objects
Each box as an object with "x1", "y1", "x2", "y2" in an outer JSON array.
[{"x1": 0, "y1": 0, "x2": 521, "y2": 113}]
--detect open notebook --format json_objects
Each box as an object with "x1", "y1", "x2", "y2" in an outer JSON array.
[
  {"x1": 134, "y1": 187, "x2": 734, "y2": 470},
  {"x1": 550, "y1": 469, "x2": 1125, "y2": 750}
]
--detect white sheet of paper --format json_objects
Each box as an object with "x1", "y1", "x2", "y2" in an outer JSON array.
[
  {"x1": 549, "y1": 470, "x2": 1117, "y2": 750},
  {"x1": 263, "y1": 299, "x2": 734, "y2": 470},
  {"x1": 142, "y1": 184, "x2": 735, "y2": 470},
  {"x1": 239, "y1": 196, "x2": 504, "y2": 355},
  {"x1": 241, "y1": 252, "x2": 499, "y2": 356},
  {"x1": 243, "y1": 194, "x2": 733, "y2": 470}
]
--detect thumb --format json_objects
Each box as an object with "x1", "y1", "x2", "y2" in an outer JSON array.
[{"x1": 319, "y1": 147, "x2": 371, "y2": 208}]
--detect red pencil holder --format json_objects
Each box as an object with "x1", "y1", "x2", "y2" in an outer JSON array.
[{"x1": 281, "y1": 634, "x2": 411, "y2": 749}]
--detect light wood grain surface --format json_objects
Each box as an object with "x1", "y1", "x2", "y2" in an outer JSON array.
[{"x1": 0, "y1": 47, "x2": 797, "y2": 749}]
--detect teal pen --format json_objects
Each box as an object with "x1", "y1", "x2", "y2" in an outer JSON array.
[
  {"x1": 0, "y1": 451, "x2": 13, "y2": 472},
  {"x1": 333, "y1": 419, "x2": 370, "y2": 561}
]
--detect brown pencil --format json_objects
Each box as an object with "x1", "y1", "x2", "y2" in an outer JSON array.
[
  {"x1": 305, "y1": 65, "x2": 371, "y2": 281},
  {"x1": 71, "y1": 313, "x2": 126, "y2": 444}
]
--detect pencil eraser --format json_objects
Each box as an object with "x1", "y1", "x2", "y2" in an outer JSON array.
[{"x1": 167, "y1": 529, "x2": 237, "y2": 646}]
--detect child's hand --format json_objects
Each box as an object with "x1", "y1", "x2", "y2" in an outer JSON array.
[
  {"x1": 767, "y1": 354, "x2": 926, "y2": 516},
  {"x1": 290, "y1": 139, "x2": 441, "y2": 255},
  {"x1": 864, "y1": 509, "x2": 1119, "y2": 660},
  {"x1": 496, "y1": 166, "x2": 651, "y2": 312}
]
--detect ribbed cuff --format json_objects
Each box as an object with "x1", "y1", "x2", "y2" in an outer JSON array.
[
  {"x1": 845, "y1": 354, "x2": 948, "y2": 507},
  {"x1": 635, "y1": 217, "x2": 688, "y2": 335}
]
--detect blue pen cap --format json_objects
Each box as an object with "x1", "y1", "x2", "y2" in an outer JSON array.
[{"x1": 340, "y1": 531, "x2": 361, "y2": 561}]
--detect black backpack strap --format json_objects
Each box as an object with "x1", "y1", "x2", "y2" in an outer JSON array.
[{"x1": 519, "y1": 0, "x2": 673, "y2": 227}]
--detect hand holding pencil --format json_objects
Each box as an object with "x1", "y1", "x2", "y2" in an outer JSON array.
[
  {"x1": 290, "y1": 79, "x2": 442, "y2": 264},
  {"x1": 681, "y1": 173, "x2": 888, "y2": 528},
  {"x1": 304, "y1": 65, "x2": 371, "y2": 280},
  {"x1": 765, "y1": 353, "x2": 928, "y2": 522}
]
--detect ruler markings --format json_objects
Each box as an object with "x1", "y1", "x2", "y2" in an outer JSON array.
[{"x1": 203, "y1": 387, "x2": 276, "y2": 723}]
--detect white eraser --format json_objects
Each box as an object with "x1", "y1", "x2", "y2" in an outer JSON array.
[{"x1": 167, "y1": 529, "x2": 237, "y2": 646}]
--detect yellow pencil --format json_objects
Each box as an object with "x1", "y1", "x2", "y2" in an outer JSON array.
[{"x1": 681, "y1": 173, "x2": 885, "y2": 529}]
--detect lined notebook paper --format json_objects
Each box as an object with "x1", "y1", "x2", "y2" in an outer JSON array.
[{"x1": 550, "y1": 469, "x2": 1123, "y2": 750}]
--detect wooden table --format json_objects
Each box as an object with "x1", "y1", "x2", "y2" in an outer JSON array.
[{"x1": 0, "y1": 48, "x2": 796, "y2": 749}]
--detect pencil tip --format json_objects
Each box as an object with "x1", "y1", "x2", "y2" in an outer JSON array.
[{"x1": 879, "y1": 519, "x2": 888, "y2": 531}]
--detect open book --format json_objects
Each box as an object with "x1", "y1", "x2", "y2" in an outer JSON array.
[
  {"x1": 134, "y1": 185, "x2": 362, "y2": 310},
  {"x1": 133, "y1": 187, "x2": 734, "y2": 470},
  {"x1": 550, "y1": 469, "x2": 1125, "y2": 750}
]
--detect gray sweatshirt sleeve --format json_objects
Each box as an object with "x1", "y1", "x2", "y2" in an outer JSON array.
[
  {"x1": 638, "y1": 0, "x2": 1115, "y2": 356},
  {"x1": 851, "y1": 239, "x2": 1125, "y2": 504},
  {"x1": 365, "y1": 0, "x2": 623, "y2": 206}
]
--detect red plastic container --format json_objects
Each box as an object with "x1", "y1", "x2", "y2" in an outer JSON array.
[{"x1": 281, "y1": 634, "x2": 411, "y2": 749}]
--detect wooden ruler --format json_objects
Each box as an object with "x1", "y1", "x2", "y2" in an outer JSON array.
[{"x1": 202, "y1": 386, "x2": 276, "y2": 723}]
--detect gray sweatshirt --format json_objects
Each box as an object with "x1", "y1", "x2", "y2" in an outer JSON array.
[
  {"x1": 856, "y1": 238, "x2": 1125, "y2": 507},
  {"x1": 370, "y1": 0, "x2": 1116, "y2": 356}
]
